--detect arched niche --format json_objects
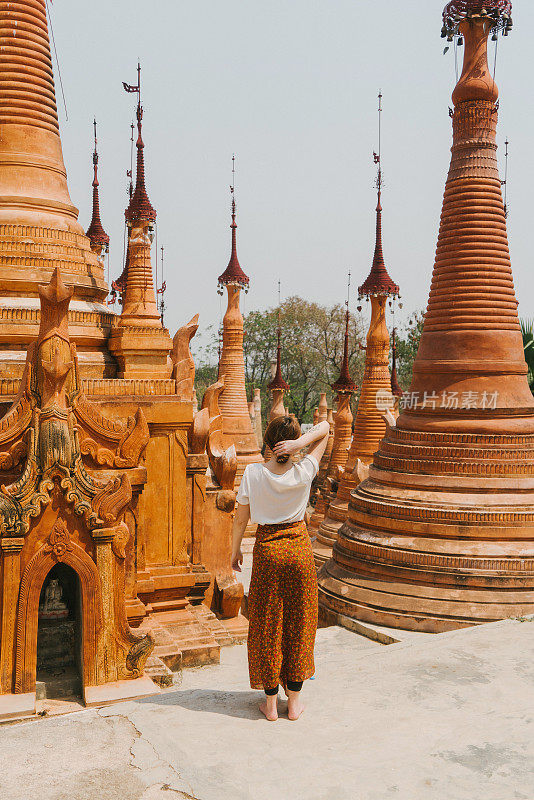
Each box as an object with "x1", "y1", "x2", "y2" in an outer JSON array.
[{"x1": 15, "y1": 541, "x2": 103, "y2": 694}]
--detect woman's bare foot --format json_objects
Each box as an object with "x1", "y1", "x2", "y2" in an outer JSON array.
[
  {"x1": 286, "y1": 689, "x2": 305, "y2": 721},
  {"x1": 259, "y1": 697, "x2": 278, "y2": 721}
]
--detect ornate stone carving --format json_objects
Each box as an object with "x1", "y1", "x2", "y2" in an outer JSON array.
[
  {"x1": 172, "y1": 314, "x2": 199, "y2": 400},
  {"x1": 202, "y1": 378, "x2": 238, "y2": 491},
  {"x1": 45, "y1": 519, "x2": 74, "y2": 560},
  {"x1": 0, "y1": 268, "x2": 154, "y2": 700}
]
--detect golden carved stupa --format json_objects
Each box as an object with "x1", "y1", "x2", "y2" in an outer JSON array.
[
  {"x1": 0, "y1": 0, "x2": 114, "y2": 381},
  {"x1": 0, "y1": 0, "x2": 247, "y2": 718}
]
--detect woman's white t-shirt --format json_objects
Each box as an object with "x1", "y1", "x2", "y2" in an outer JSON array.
[{"x1": 236, "y1": 455, "x2": 319, "y2": 525}]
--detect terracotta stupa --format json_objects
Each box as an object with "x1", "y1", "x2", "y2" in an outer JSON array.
[
  {"x1": 217, "y1": 186, "x2": 263, "y2": 494},
  {"x1": 263, "y1": 318, "x2": 290, "y2": 460},
  {"x1": 0, "y1": 0, "x2": 114, "y2": 380},
  {"x1": 315, "y1": 125, "x2": 399, "y2": 567},
  {"x1": 109, "y1": 78, "x2": 173, "y2": 378},
  {"x1": 310, "y1": 309, "x2": 357, "y2": 539},
  {"x1": 319, "y1": 1, "x2": 534, "y2": 632},
  {"x1": 268, "y1": 323, "x2": 290, "y2": 423},
  {"x1": 308, "y1": 394, "x2": 331, "y2": 527},
  {"x1": 328, "y1": 302, "x2": 358, "y2": 478}
]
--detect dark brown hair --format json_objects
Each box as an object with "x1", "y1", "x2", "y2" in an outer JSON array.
[{"x1": 263, "y1": 415, "x2": 301, "y2": 451}]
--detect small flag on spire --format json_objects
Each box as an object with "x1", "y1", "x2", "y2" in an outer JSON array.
[{"x1": 122, "y1": 81, "x2": 139, "y2": 93}]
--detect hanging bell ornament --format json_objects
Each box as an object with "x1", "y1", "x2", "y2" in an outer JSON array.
[
  {"x1": 357, "y1": 305, "x2": 362, "y2": 313},
  {"x1": 457, "y1": 36, "x2": 463, "y2": 46}
]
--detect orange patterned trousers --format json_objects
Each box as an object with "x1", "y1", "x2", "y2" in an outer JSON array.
[{"x1": 247, "y1": 520, "x2": 318, "y2": 690}]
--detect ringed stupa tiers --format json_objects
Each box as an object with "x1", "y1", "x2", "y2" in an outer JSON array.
[
  {"x1": 315, "y1": 118, "x2": 399, "y2": 567},
  {"x1": 217, "y1": 181, "x2": 262, "y2": 491},
  {"x1": 0, "y1": 0, "x2": 114, "y2": 381},
  {"x1": 319, "y1": 0, "x2": 534, "y2": 632}
]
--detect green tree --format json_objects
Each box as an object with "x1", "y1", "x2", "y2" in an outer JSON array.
[
  {"x1": 394, "y1": 311, "x2": 425, "y2": 391},
  {"x1": 520, "y1": 319, "x2": 534, "y2": 394},
  {"x1": 194, "y1": 297, "x2": 367, "y2": 425},
  {"x1": 244, "y1": 297, "x2": 366, "y2": 424}
]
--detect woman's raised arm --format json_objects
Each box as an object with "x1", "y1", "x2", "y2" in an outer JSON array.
[{"x1": 273, "y1": 419, "x2": 330, "y2": 463}]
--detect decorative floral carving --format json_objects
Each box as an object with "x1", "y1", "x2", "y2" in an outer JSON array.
[
  {"x1": 45, "y1": 519, "x2": 73, "y2": 560},
  {"x1": 111, "y1": 521, "x2": 130, "y2": 560},
  {"x1": 91, "y1": 473, "x2": 132, "y2": 527},
  {"x1": 115, "y1": 408, "x2": 149, "y2": 468},
  {"x1": 125, "y1": 630, "x2": 155, "y2": 678},
  {"x1": 0, "y1": 439, "x2": 28, "y2": 470}
]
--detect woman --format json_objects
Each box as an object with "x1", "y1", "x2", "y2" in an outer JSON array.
[{"x1": 231, "y1": 415, "x2": 330, "y2": 721}]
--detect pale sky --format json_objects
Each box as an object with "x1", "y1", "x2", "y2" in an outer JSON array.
[{"x1": 52, "y1": 1, "x2": 534, "y2": 356}]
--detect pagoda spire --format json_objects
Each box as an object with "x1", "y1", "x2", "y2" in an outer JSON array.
[
  {"x1": 216, "y1": 158, "x2": 262, "y2": 501},
  {"x1": 332, "y1": 281, "x2": 357, "y2": 396},
  {"x1": 358, "y1": 93, "x2": 399, "y2": 301},
  {"x1": 125, "y1": 65, "x2": 156, "y2": 226},
  {"x1": 315, "y1": 97, "x2": 398, "y2": 568},
  {"x1": 109, "y1": 64, "x2": 172, "y2": 378},
  {"x1": 310, "y1": 278, "x2": 357, "y2": 539},
  {"x1": 218, "y1": 157, "x2": 249, "y2": 289},
  {"x1": 264, "y1": 284, "x2": 290, "y2": 459},
  {"x1": 268, "y1": 284, "x2": 289, "y2": 394},
  {"x1": 86, "y1": 119, "x2": 110, "y2": 256}
]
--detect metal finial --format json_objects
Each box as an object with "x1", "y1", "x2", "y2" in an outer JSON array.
[
  {"x1": 374, "y1": 91, "x2": 383, "y2": 194},
  {"x1": 92, "y1": 118, "x2": 98, "y2": 170},
  {"x1": 277, "y1": 279, "x2": 282, "y2": 330},
  {"x1": 230, "y1": 154, "x2": 236, "y2": 219},
  {"x1": 157, "y1": 245, "x2": 166, "y2": 325},
  {"x1": 502, "y1": 137, "x2": 509, "y2": 218}
]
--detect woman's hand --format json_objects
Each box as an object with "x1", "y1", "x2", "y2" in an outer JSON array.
[
  {"x1": 273, "y1": 438, "x2": 301, "y2": 458},
  {"x1": 232, "y1": 547, "x2": 243, "y2": 572}
]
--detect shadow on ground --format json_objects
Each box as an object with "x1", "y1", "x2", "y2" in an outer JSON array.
[{"x1": 138, "y1": 688, "x2": 263, "y2": 720}]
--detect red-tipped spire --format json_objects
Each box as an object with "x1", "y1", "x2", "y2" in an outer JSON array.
[
  {"x1": 125, "y1": 64, "x2": 156, "y2": 225},
  {"x1": 390, "y1": 327, "x2": 403, "y2": 397},
  {"x1": 268, "y1": 325, "x2": 290, "y2": 391},
  {"x1": 86, "y1": 119, "x2": 110, "y2": 250},
  {"x1": 359, "y1": 93, "x2": 400, "y2": 299},
  {"x1": 218, "y1": 156, "x2": 250, "y2": 288},
  {"x1": 332, "y1": 304, "x2": 357, "y2": 394}
]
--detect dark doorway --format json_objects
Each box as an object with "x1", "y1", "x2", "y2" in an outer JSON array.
[{"x1": 36, "y1": 563, "x2": 82, "y2": 699}]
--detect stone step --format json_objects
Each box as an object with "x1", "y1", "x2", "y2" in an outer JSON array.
[
  {"x1": 36, "y1": 667, "x2": 82, "y2": 700},
  {"x1": 144, "y1": 656, "x2": 175, "y2": 688}
]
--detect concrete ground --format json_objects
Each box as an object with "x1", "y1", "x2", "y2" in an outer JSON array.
[{"x1": 1, "y1": 618, "x2": 533, "y2": 800}]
